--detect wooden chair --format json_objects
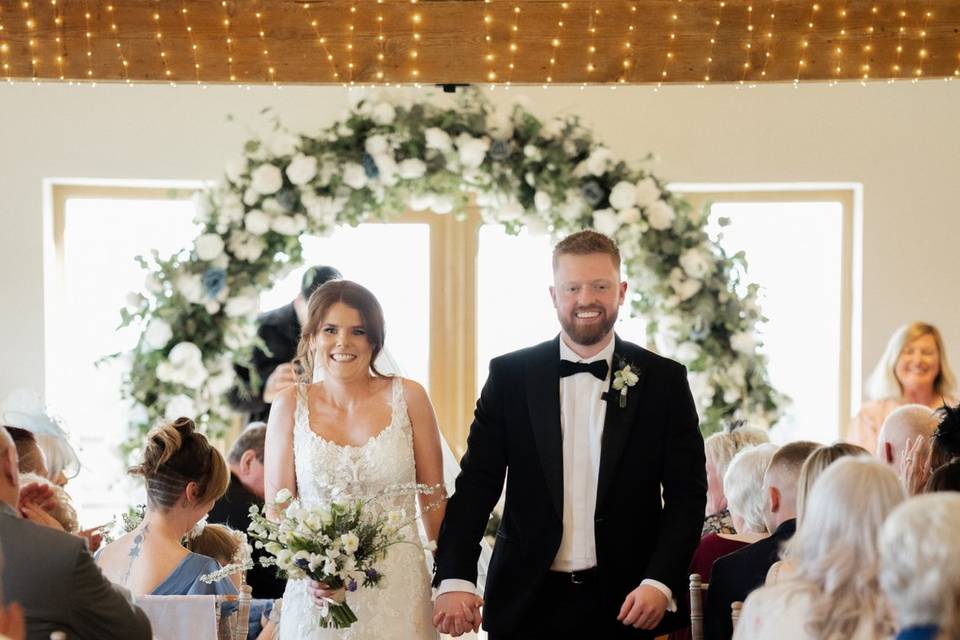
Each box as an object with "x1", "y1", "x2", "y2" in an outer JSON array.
[
  {"x1": 731, "y1": 601, "x2": 743, "y2": 631},
  {"x1": 215, "y1": 584, "x2": 252, "y2": 640},
  {"x1": 689, "y1": 573, "x2": 708, "y2": 640}
]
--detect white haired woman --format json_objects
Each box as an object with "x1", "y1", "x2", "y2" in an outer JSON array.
[
  {"x1": 850, "y1": 322, "x2": 957, "y2": 455},
  {"x1": 879, "y1": 493, "x2": 960, "y2": 640},
  {"x1": 702, "y1": 424, "x2": 770, "y2": 536},
  {"x1": 735, "y1": 458, "x2": 905, "y2": 639}
]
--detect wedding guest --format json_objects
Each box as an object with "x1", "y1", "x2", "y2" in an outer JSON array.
[
  {"x1": 849, "y1": 322, "x2": 956, "y2": 454},
  {"x1": 704, "y1": 441, "x2": 819, "y2": 640},
  {"x1": 16, "y1": 472, "x2": 78, "y2": 533},
  {"x1": 929, "y1": 403, "x2": 960, "y2": 472},
  {"x1": 925, "y1": 457, "x2": 960, "y2": 492},
  {"x1": 35, "y1": 431, "x2": 80, "y2": 487},
  {"x1": 1, "y1": 427, "x2": 47, "y2": 477},
  {"x1": 880, "y1": 493, "x2": 960, "y2": 640},
  {"x1": 95, "y1": 417, "x2": 235, "y2": 598},
  {"x1": 0, "y1": 391, "x2": 77, "y2": 486},
  {"x1": 0, "y1": 424, "x2": 152, "y2": 640},
  {"x1": 876, "y1": 405, "x2": 938, "y2": 467},
  {"x1": 230, "y1": 265, "x2": 342, "y2": 422},
  {"x1": 702, "y1": 423, "x2": 770, "y2": 536},
  {"x1": 735, "y1": 458, "x2": 904, "y2": 639},
  {"x1": 207, "y1": 422, "x2": 284, "y2": 598}
]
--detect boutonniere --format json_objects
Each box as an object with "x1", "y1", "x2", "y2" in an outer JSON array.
[{"x1": 611, "y1": 356, "x2": 640, "y2": 408}]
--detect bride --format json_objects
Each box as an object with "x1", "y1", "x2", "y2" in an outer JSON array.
[{"x1": 264, "y1": 279, "x2": 445, "y2": 639}]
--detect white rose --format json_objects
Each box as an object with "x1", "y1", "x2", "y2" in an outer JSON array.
[
  {"x1": 371, "y1": 101, "x2": 396, "y2": 125},
  {"x1": 618, "y1": 207, "x2": 641, "y2": 225},
  {"x1": 560, "y1": 190, "x2": 587, "y2": 222},
  {"x1": 592, "y1": 209, "x2": 620, "y2": 236},
  {"x1": 274, "y1": 488, "x2": 293, "y2": 504},
  {"x1": 540, "y1": 117, "x2": 566, "y2": 139},
  {"x1": 431, "y1": 195, "x2": 454, "y2": 215},
  {"x1": 244, "y1": 209, "x2": 271, "y2": 236},
  {"x1": 523, "y1": 144, "x2": 542, "y2": 160},
  {"x1": 205, "y1": 300, "x2": 221, "y2": 314},
  {"x1": 224, "y1": 321, "x2": 256, "y2": 350},
  {"x1": 374, "y1": 154, "x2": 399, "y2": 186},
  {"x1": 364, "y1": 134, "x2": 390, "y2": 156},
  {"x1": 342, "y1": 163, "x2": 368, "y2": 190},
  {"x1": 243, "y1": 187, "x2": 259, "y2": 206},
  {"x1": 409, "y1": 193, "x2": 434, "y2": 212},
  {"x1": 168, "y1": 341, "x2": 203, "y2": 367},
  {"x1": 194, "y1": 233, "x2": 224, "y2": 262},
  {"x1": 456, "y1": 134, "x2": 490, "y2": 169},
  {"x1": 646, "y1": 200, "x2": 675, "y2": 230},
  {"x1": 534, "y1": 191, "x2": 552, "y2": 213},
  {"x1": 205, "y1": 366, "x2": 234, "y2": 395},
  {"x1": 269, "y1": 132, "x2": 300, "y2": 157},
  {"x1": 220, "y1": 193, "x2": 245, "y2": 224},
  {"x1": 485, "y1": 108, "x2": 514, "y2": 140},
  {"x1": 156, "y1": 361, "x2": 176, "y2": 383},
  {"x1": 609, "y1": 181, "x2": 637, "y2": 211},
  {"x1": 225, "y1": 290, "x2": 260, "y2": 318},
  {"x1": 144, "y1": 319, "x2": 173, "y2": 350},
  {"x1": 727, "y1": 361, "x2": 747, "y2": 387},
  {"x1": 398, "y1": 158, "x2": 426, "y2": 180},
  {"x1": 180, "y1": 361, "x2": 208, "y2": 390},
  {"x1": 225, "y1": 156, "x2": 248, "y2": 184},
  {"x1": 250, "y1": 164, "x2": 283, "y2": 195},
  {"x1": 730, "y1": 331, "x2": 757, "y2": 354},
  {"x1": 676, "y1": 277, "x2": 702, "y2": 301},
  {"x1": 723, "y1": 386, "x2": 741, "y2": 404},
  {"x1": 634, "y1": 178, "x2": 661, "y2": 209},
  {"x1": 285, "y1": 154, "x2": 318, "y2": 186},
  {"x1": 340, "y1": 532, "x2": 360, "y2": 555},
  {"x1": 679, "y1": 247, "x2": 713, "y2": 280},
  {"x1": 164, "y1": 394, "x2": 197, "y2": 420},
  {"x1": 424, "y1": 127, "x2": 452, "y2": 152},
  {"x1": 675, "y1": 342, "x2": 701, "y2": 364},
  {"x1": 271, "y1": 214, "x2": 306, "y2": 236},
  {"x1": 261, "y1": 197, "x2": 285, "y2": 215},
  {"x1": 176, "y1": 273, "x2": 204, "y2": 304},
  {"x1": 227, "y1": 230, "x2": 265, "y2": 262},
  {"x1": 584, "y1": 147, "x2": 611, "y2": 176}
]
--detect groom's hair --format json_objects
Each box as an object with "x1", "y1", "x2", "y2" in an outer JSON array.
[{"x1": 553, "y1": 230, "x2": 620, "y2": 270}]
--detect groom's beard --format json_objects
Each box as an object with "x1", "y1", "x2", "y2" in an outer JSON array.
[{"x1": 559, "y1": 304, "x2": 618, "y2": 346}]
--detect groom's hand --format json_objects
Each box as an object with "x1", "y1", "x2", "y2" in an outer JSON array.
[
  {"x1": 433, "y1": 592, "x2": 483, "y2": 637},
  {"x1": 617, "y1": 584, "x2": 668, "y2": 630}
]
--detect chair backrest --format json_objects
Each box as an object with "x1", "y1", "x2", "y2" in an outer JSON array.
[
  {"x1": 731, "y1": 601, "x2": 743, "y2": 631},
  {"x1": 689, "y1": 573, "x2": 709, "y2": 640},
  {"x1": 136, "y1": 594, "x2": 218, "y2": 640},
  {"x1": 215, "y1": 585, "x2": 252, "y2": 640}
]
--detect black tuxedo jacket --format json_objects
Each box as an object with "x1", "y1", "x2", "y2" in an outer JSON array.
[
  {"x1": 703, "y1": 518, "x2": 797, "y2": 640},
  {"x1": 434, "y1": 335, "x2": 707, "y2": 634}
]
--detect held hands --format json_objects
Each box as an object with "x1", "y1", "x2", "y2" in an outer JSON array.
[
  {"x1": 432, "y1": 592, "x2": 483, "y2": 637},
  {"x1": 899, "y1": 435, "x2": 932, "y2": 495},
  {"x1": 0, "y1": 601, "x2": 25, "y2": 640},
  {"x1": 306, "y1": 580, "x2": 344, "y2": 608},
  {"x1": 617, "y1": 584, "x2": 668, "y2": 630},
  {"x1": 263, "y1": 363, "x2": 297, "y2": 403},
  {"x1": 17, "y1": 482, "x2": 55, "y2": 513}
]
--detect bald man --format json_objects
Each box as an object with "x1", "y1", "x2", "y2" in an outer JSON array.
[
  {"x1": 0, "y1": 427, "x2": 151, "y2": 640},
  {"x1": 876, "y1": 404, "x2": 939, "y2": 468}
]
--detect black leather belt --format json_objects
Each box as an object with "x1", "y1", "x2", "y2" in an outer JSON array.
[{"x1": 549, "y1": 567, "x2": 598, "y2": 585}]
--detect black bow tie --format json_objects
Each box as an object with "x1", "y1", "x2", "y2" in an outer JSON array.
[{"x1": 559, "y1": 359, "x2": 609, "y2": 381}]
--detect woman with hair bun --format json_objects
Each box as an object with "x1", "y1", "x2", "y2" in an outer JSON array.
[{"x1": 95, "y1": 417, "x2": 235, "y2": 596}]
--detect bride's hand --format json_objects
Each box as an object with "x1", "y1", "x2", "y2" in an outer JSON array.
[{"x1": 306, "y1": 580, "x2": 341, "y2": 606}]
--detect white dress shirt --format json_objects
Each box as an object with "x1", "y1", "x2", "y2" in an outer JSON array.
[{"x1": 438, "y1": 334, "x2": 674, "y2": 609}]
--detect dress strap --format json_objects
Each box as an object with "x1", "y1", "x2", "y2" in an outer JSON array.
[{"x1": 390, "y1": 376, "x2": 407, "y2": 421}]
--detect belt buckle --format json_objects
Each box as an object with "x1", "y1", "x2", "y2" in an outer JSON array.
[{"x1": 570, "y1": 571, "x2": 585, "y2": 585}]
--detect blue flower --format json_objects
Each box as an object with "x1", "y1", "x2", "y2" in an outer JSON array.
[
  {"x1": 275, "y1": 187, "x2": 298, "y2": 211},
  {"x1": 201, "y1": 268, "x2": 227, "y2": 299},
  {"x1": 581, "y1": 179, "x2": 606, "y2": 207},
  {"x1": 361, "y1": 153, "x2": 379, "y2": 178},
  {"x1": 347, "y1": 578, "x2": 358, "y2": 592},
  {"x1": 295, "y1": 558, "x2": 310, "y2": 570},
  {"x1": 489, "y1": 139, "x2": 511, "y2": 161},
  {"x1": 364, "y1": 568, "x2": 380, "y2": 582}
]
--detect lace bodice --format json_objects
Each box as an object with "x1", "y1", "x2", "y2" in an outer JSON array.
[{"x1": 280, "y1": 377, "x2": 436, "y2": 640}]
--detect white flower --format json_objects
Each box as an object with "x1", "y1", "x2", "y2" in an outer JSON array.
[
  {"x1": 180, "y1": 361, "x2": 209, "y2": 389},
  {"x1": 409, "y1": 193, "x2": 434, "y2": 212},
  {"x1": 285, "y1": 154, "x2": 318, "y2": 186},
  {"x1": 250, "y1": 164, "x2": 284, "y2": 195},
  {"x1": 271, "y1": 214, "x2": 307, "y2": 236},
  {"x1": 164, "y1": 394, "x2": 197, "y2": 420},
  {"x1": 192, "y1": 192, "x2": 213, "y2": 222},
  {"x1": 176, "y1": 273, "x2": 205, "y2": 304},
  {"x1": 431, "y1": 195, "x2": 454, "y2": 215},
  {"x1": 688, "y1": 371, "x2": 714, "y2": 408},
  {"x1": 727, "y1": 361, "x2": 747, "y2": 387},
  {"x1": 485, "y1": 107, "x2": 514, "y2": 140},
  {"x1": 220, "y1": 193, "x2": 245, "y2": 224},
  {"x1": 592, "y1": 209, "x2": 620, "y2": 236},
  {"x1": 371, "y1": 101, "x2": 396, "y2": 125},
  {"x1": 523, "y1": 144, "x2": 542, "y2": 160},
  {"x1": 456, "y1": 133, "x2": 491, "y2": 169},
  {"x1": 424, "y1": 127, "x2": 452, "y2": 152},
  {"x1": 228, "y1": 230, "x2": 265, "y2": 262},
  {"x1": 398, "y1": 158, "x2": 426, "y2": 180},
  {"x1": 723, "y1": 386, "x2": 741, "y2": 404},
  {"x1": 194, "y1": 233, "x2": 225, "y2": 262},
  {"x1": 646, "y1": 200, "x2": 675, "y2": 230},
  {"x1": 675, "y1": 342, "x2": 701, "y2": 364},
  {"x1": 534, "y1": 190, "x2": 552, "y2": 213},
  {"x1": 618, "y1": 207, "x2": 641, "y2": 225},
  {"x1": 244, "y1": 209, "x2": 271, "y2": 236},
  {"x1": 340, "y1": 532, "x2": 360, "y2": 555},
  {"x1": 206, "y1": 363, "x2": 236, "y2": 395},
  {"x1": 540, "y1": 117, "x2": 566, "y2": 139},
  {"x1": 386, "y1": 509, "x2": 406, "y2": 529},
  {"x1": 364, "y1": 134, "x2": 390, "y2": 156},
  {"x1": 730, "y1": 331, "x2": 757, "y2": 354},
  {"x1": 243, "y1": 187, "x2": 260, "y2": 206},
  {"x1": 169, "y1": 341, "x2": 202, "y2": 366},
  {"x1": 582, "y1": 146, "x2": 611, "y2": 177},
  {"x1": 559, "y1": 190, "x2": 587, "y2": 222},
  {"x1": 274, "y1": 488, "x2": 293, "y2": 504},
  {"x1": 224, "y1": 320, "x2": 256, "y2": 350},
  {"x1": 342, "y1": 162, "x2": 368, "y2": 190},
  {"x1": 225, "y1": 156, "x2": 248, "y2": 184},
  {"x1": 225, "y1": 289, "x2": 260, "y2": 318},
  {"x1": 679, "y1": 247, "x2": 713, "y2": 280},
  {"x1": 269, "y1": 132, "x2": 300, "y2": 157},
  {"x1": 676, "y1": 278, "x2": 702, "y2": 301},
  {"x1": 145, "y1": 273, "x2": 164, "y2": 294},
  {"x1": 609, "y1": 181, "x2": 637, "y2": 211},
  {"x1": 144, "y1": 319, "x2": 173, "y2": 350},
  {"x1": 634, "y1": 178, "x2": 661, "y2": 209},
  {"x1": 374, "y1": 154, "x2": 399, "y2": 186}
]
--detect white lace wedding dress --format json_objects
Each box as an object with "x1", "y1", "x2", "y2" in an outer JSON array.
[{"x1": 279, "y1": 377, "x2": 437, "y2": 639}]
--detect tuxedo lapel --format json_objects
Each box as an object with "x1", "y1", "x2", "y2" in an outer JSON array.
[
  {"x1": 596, "y1": 336, "x2": 647, "y2": 512},
  {"x1": 525, "y1": 337, "x2": 564, "y2": 519}
]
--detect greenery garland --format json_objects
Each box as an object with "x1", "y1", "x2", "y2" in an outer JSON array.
[{"x1": 118, "y1": 89, "x2": 786, "y2": 448}]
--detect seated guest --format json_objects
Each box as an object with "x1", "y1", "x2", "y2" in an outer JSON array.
[
  {"x1": 17, "y1": 472, "x2": 78, "y2": 533},
  {"x1": 766, "y1": 442, "x2": 869, "y2": 584},
  {"x1": 96, "y1": 417, "x2": 235, "y2": 597},
  {"x1": 879, "y1": 493, "x2": 960, "y2": 640},
  {"x1": 0, "y1": 427, "x2": 152, "y2": 640},
  {"x1": 704, "y1": 441, "x2": 819, "y2": 640},
  {"x1": 736, "y1": 458, "x2": 904, "y2": 639},
  {"x1": 876, "y1": 404, "x2": 938, "y2": 468},
  {"x1": 1, "y1": 427, "x2": 47, "y2": 477},
  {"x1": 929, "y1": 403, "x2": 960, "y2": 471},
  {"x1": 35, "y1": 430, "x2": 80, "y2": 488},
  {"x1": 207, "y1": 422, "x2": 284, "y2": 598},
  {"x1": 925, "y1": 457, "x2": 960, "y2": 492},
  {"x1": 0, "y1": 391, "x2": 78, "y2": 486},
  {"x1": 702, "y1": 423, "x2": 770, "y2": 536}
]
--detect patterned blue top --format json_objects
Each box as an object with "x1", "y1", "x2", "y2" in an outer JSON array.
[{"x1": 151, "y1": 552, "x2": 238, "y2": 596}]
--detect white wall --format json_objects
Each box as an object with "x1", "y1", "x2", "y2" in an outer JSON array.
[{"x1": 2, "y1": 80, "x2": 959, "y2": 409}]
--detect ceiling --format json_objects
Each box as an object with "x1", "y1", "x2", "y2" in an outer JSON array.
[{"x1": 1, "y1": 1, "x2": 958, "y2": 86}]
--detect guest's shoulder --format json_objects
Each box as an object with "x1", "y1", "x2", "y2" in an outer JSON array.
[{"x1": 0, "y1": 511, "x2": 86, "y2": 556}]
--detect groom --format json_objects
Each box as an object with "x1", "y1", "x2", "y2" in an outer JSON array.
[{"x1": 433, "y1": 230, "x2": 707, "y2": 638}]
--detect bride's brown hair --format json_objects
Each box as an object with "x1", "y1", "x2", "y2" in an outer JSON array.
[{"x1": 294, "y1": 280, "x2": 386, "y2": 386}]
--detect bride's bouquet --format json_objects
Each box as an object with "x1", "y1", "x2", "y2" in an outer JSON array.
[{"x1": 247, "y1": 485, "x2": 438, "y2": 629}]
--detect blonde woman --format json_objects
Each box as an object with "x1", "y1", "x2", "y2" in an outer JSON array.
[
  {"x1": 702, "y1": 424, "x2": 770, "y2": 536},
  {"x1": 735, "y1": 458, "x2": 905, "y2": 640},
  {"x1": 850, "y1": 322, "x2": 956, "y2": 454}
]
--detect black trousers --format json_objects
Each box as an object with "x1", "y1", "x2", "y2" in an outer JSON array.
[{"x1": 489, "y1": 570, "x2": 662, "y2": 640}]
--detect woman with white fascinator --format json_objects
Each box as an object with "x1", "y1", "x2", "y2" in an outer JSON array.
[{"x1": 0, "y1": 390, "x2": 80, "y2": 487}]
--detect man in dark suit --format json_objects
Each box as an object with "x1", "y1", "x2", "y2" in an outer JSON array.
[
  {"x1": 704, "y1": 440, "x2": 819, "y2": 640},
  {"x1": 433, "y1": 230, "x2": 707, "y2": 639},
  {"x1": 230, "y1": 265, "x2": 341, "y2": 422},
  {"x1": 0, "y1": 427, "x2": 152, "y2": 640},
  {"x1": 207, "y1": 422, "x2": 284, "y2": 598}
]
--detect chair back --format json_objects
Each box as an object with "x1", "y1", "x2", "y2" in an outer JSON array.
[
  {"x1": 136, "y1": 594, "x2": 218, "y2": 640},
  {"x1": 215, "y1": 584, "x2": 252, "y2": 640},
  {"x1": 689, "y1": 573, "x2": 709, "y2": 640}
]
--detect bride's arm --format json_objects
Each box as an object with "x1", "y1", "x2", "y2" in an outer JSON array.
[
  {"x1": 404, "y1": 378, "x2": 447, "y2": 543},
  {"x1": 263, "y1": 385, "x2": 298, "y2": 520}
]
